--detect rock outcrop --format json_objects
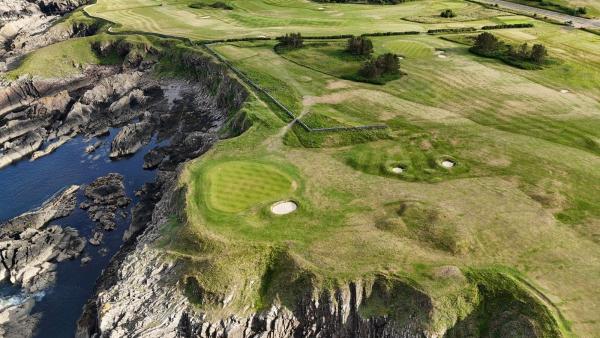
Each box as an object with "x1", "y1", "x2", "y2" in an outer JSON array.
[
  {"x1": 80, "y1": 173, "x2": 131, "y2": 246},
  {"x1": 0, "y1": 185, "x2": 83, "y2": 292},
  {"x1": 0, "y1": 0, "x2": 93, "y2": 69}
]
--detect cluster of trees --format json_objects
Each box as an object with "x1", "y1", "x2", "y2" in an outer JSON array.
[
  {"x1": 358, "y1": 53, "x2": 401, "y2": 80},
  {"x1": 346, "y1": 36, "x2": 373, "y2": 56},
  {"x1": 440, "y1": 9, "x2": 456, "y2": 18},
  {"x1": 470, "y1": 32, "x2": 548, "y2": 67},
  {"x1": 277, "y1": 33, "x2": 304, "y2": 49}
]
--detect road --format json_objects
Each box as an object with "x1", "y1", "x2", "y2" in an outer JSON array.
[{"x1": 476, "y1": 0, "x2": 600, "y2": 28}]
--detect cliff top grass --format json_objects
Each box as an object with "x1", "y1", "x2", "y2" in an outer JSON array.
[{"x1": 163, "y1": 21, "x2": 600, "y2": 336}]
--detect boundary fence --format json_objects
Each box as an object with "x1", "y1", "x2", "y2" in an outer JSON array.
[{"x1": 203, "y1": 44, "x2": 389, "y2": 133}]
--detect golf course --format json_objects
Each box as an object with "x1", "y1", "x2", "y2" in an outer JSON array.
[{"x1": 7, "y1": 0, "x2": 600, "y2": 336}]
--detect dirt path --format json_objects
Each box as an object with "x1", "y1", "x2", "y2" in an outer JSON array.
[{"x1": 475, "y1": 0, "x2": 600, "y2": 28}]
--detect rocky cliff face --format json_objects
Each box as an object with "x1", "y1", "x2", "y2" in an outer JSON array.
[{"x1": 75, "y1": 171, "x2": 437, "y2": 338}]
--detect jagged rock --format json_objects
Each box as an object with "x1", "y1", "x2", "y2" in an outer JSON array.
[
  {"x1": 109, "y1": 121, "x2": 153, "y2": 159},
  {"x1": 89, "y1": 231, "x2": 103, "y2": 246},
  {"x1": 0, "y1": 129, "x2": 44, "y2": 169},
  {"x1": 81, "y1": 256, "x2": 92, "y2": 265},
  {"x1": 85, "y1": 141, "x2": 102, "y2": 154},
  {"x1": 0, "y1": 185, "x2": 84, "y2": 293},
  {"x1": 82, "y1": 173, "x2": 131, "y2": 233},
  {"x1": 0, "y1": 295, "x2": 40, "y2": 338},
  {"x1": 0, "y1": 185, "x2": 79, "y2": 237}
]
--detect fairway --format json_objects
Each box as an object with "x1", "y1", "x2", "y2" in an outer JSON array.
[
  {"x1": 202, "y1": 160, "x2": 295, "y2": 213},
  {"x1": 86, "y1": 0, "x2": 514, "y2": 40}
]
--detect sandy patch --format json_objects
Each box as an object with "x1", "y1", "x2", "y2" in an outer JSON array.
[
  {"x1": 441, "y1": 160, "x2": 456, "y2": 168},
  {"x1": 271, "y1": 201, "x2": 298, "y2": 215},
  {"x1": 391, "y1": 166, "x2": 405, "y2": 174},
  {"x1": 560, "y1": 89, "x2": 569, "y2": 94},
  {"x1": 200, "y1": 16, "x2": 211, "y2": 19},
  {"x1": 326, "y1": 80, "x2": 352, "y2": 90}
]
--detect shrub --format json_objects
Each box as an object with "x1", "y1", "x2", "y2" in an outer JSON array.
[
  {"x1": 481, "y1": 23, "x2": 534, "y2": 30},
  {"x1": 358, "y1": 53, "x2": 401, "y2": 80},
  {"x1": 277, "y1": 33, "x2": 304, "y2": 49},
  {"x1": 530, "y1": 44, "x2": 547, "y2": 64},
  {"x1": 440, "y1": 9, "x2": 456, "y2": 18},
  {"x1": 189, "y1": 1, "x2": 233, "y2": 10},
  {"x1": 427, "y1": 27, "x2": 476, "y2": 34},
  {"x1": 346, "y1": 36, "x2": 373, "y2": 56},
  {"x1": 471, "y1": 32, "x2": 501, "y2": 56}
]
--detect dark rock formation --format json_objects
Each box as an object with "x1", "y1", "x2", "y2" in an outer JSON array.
[{"x1": 80, "y1": 173, "x2": 131, "y2": 232}]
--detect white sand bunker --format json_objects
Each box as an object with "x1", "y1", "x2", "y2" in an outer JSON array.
[
  {"x1": 391, "y1": 166, "x2": 405, "y2": 174},
  {"x1": 271, "y1": 201, "x2": 298, "y2": 215},
  {"x1": 435, "y1": 50, "x2": 447, "y2": 58},
  {"x1": 441, "y1": 159, "x2": 456, "y2": 168},
  {"x1": 560, "y1": 89, "x2": 570, "y2": 94}
]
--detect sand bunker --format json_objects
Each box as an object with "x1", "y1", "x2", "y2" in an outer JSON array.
[
  {"x1": 560, "y1": 89, "x2": 569, "y2": 94},
  {"x1": 435, "y1": 50, "x2": 447, "y2": 58},
  {"x1": 391, "y1": 166, "x2": 405, "y2": 174},
  {"x1": 271, "y1": 201, "x2": 298, "y2": 215},
  {"x1": 441, "y1": 160, "x2": 456, "y2": 168}
]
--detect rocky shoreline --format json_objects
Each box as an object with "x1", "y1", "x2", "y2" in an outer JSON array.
[{"x1": 0, "y1": 186, "x2": 85, "y2": 338}]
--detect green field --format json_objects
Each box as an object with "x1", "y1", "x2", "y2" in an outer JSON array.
[
  {"x1": 202, "y1": 160, "x2": 296, "y2": 213},
  {"x1": 11, "y1": 0, "x2": 600, "y2": 336},
  {"x1": 85, "y1": 0, "x2": 526, "y2": 40}
]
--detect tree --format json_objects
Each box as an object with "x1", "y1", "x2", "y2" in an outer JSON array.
[
  {"x1": 530, "y1": 44, "x2": 547, "y2": 64},
  {"x1": 471, "y1": 32, "x2": 500, "y2": 55},
  {"x1": 375, "y1": 53, "x2": 400, "y2": 74},
  {"x1": 277, "y1": 33, "x2": 303, "y2": 49},
  {"x1": 358, "y1": 59, "x2": 381, "y2": 79},
  {"x1": 576, "y1": 6, "x2": 587, "y2": 15},
  {"x1": 440, "y1": 9, "x2": 456, "y2": 18},
  {"x1": 517, "y1": 43, "x2": 530, "y2": 59},
  {"x1": 346, "y1": 36, "x2": 373, "y2": 56}
]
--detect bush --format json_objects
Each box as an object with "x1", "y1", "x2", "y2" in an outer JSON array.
[
  {"x1": 427, "y1": 27, "x2": 476, "y2": 34},
  {"x1": 358, "y1": 53, "x2": 401, "y2": 81},
  {"x1": 277, "y1": 33, "x2": 304, "y2": 49},
  {"x1": 440, "y1": 9, "x2": 456, "y2": 18},
  {"x1": 346, "y1": 36, "x2": 373, "y2": 56},
  {"x1": 189, "y1": 1, "x2": 233, "y2": 10}
]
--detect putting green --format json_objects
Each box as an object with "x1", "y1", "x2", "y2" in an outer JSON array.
[{"x1": 203, "y1": 160, "x2": 295, "y2": 213}]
